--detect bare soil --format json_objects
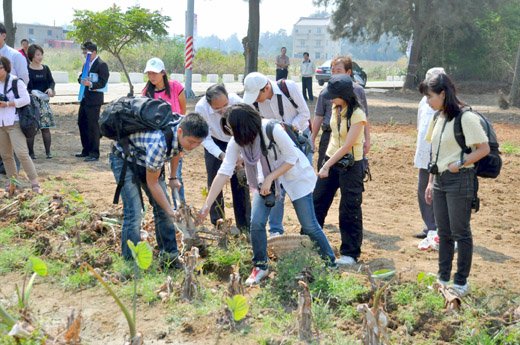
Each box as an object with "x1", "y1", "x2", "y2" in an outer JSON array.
[{"x1": 2, "y1": 90, "x2": 520, "y2": 344}]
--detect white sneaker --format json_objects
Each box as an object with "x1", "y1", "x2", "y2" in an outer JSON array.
[
  {"x1": 335, "y1": 255, "x2": 357, "y2": 266},
  {"x1": 245, "y1": 267, "x2": 269, "y2": 286},
  {"x1": 269, "y1": 232, "x2": 282, "y2": 239},
  {"x1": 450, "y1": 282, "x2": 470, "y2": 297},
  {"x1": 437, "y1": 278, "x2": 449, "y2": 287}
]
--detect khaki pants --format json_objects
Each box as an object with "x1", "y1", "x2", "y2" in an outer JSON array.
[{"x1": 0, "y1": 122, "x2": 38, "y2": 182}]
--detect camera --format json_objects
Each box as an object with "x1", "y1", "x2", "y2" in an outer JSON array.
[
  {"x1": 471, "y1": 196, "x2": 480, "y2": 213},
  {"x1": 336, "y1": 153, "x2": 355, "y2": 169},
  {"x1": 258, "y1": 183, "x2": 276, "y2": 208},
  {"x1": 427, "y1": 162, "x2": 439, "y2": 175},
  {"x1": 0, "y1": 94, "x2": 9, "y2": 102}
]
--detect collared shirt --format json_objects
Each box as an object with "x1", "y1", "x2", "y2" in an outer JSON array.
[
  {"x1": 414, "y1": 96, "x2": 437, "y2": 169},
  {"x1": 195, "y1": 92, "x2": 242, "y2": 159},
  {"x1": 113, "y1": 125, "x2": 181, "y2": 171},
  {"x1": 218, "y1": 119, "x2": 316, "y2": 201},
  {"x1": 0, "y1": 75, "x2": 31, "y2": 127},
  {"x1": 276, "y1": 55, "x2": 290, "y2": 69},
  {"x1": 257, "y1": 80, "x2": 310, "y2": 131},
  {"x1": 300, "y1": 60, "x2": 315, "y2": 77},
  {"x1": 326, "y1": 105, "x2": 366, "y2": 161},
  {"x1": 89, "y1": 55, "x2": 98, "y2": 70},
  {"x1": 0, "y1": 44, "x2": 29, "y2": 85}
]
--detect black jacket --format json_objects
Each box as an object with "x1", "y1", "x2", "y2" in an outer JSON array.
[{"x1": 78, "y1": 56, "x2": 109, "y2": 106}]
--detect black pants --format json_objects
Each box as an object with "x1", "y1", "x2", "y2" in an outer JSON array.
[
  {"x1": 302, "y1": 76, "x2": 313, "y2": 101},
  {"x1": 78, "y1": 104, "x2": 101, "y2": 158},
  {"x1": 317, "y1": 129, "x2": 331, "y2": 170},
  {"x1": 433, "y1": 169, "x2": 475, "y2": 286},
  {"x1": 205, "y1": 137, "x2": 251, "y2": 230},
  {"x1": 313, "y1": 160, "x2": 364, "y2": 259},
  {"x1": 276, "y1": 68, "x2": 288, "y2": 81}
]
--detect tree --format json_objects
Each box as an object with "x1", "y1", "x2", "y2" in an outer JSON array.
[
  {"x1": 2, "y1": 0, "x2": 16, "y2": 47},
  {"x1": 316, "y1": 0, "x2": 499, "y2": 89},
  {"x1": 243, "y1": 0, "x2": 260, "y2": 75},
  {"x1": 510, "y1": 42, "x2": 520, "y2": 107},
  {"x1": 68, "y1": 5, "x2": 170, "y2": 96}
]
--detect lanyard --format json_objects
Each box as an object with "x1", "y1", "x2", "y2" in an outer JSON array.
[{"x1": 432, "y1": 116, "x2": 448, "y2": 166}]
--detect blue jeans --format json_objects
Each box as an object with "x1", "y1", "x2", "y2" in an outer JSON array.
[
  {"x1": 173, "y1": 158, "x2": 185, "y2": 208},
  {"x1": 110, "y1": 153, "x2": 178, "y2": 260},
  {"x1": 250, "y1": 191, "x2": 335, "y2": 269},
  {"x1": 268, "y1": 190, "x2": 285, "y2": 234}
]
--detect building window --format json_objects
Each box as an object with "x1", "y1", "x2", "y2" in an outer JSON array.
[
  {"x1": 308, "y1": 29, "x2": 312, "y2": 33},
  {"x1": 28, "y1": 28, "x2": 34, "y2": 35},
  {"x1": 300, "y1": 39, "x2": 305, "y2": 47},
  {"x1": 317, "y1": 28, "x2": 322, "y2": 34},
  {"x1": 48, "y1": 30, "x2": 52, "y2": 36},
  {"x1": 295, "y1": 29, "x2": 298, "y2": 33},
  {"x1": 315, "y1": 52, "x2": 321, "y2": 59},
  {"x1": 316, "y1": 41, "x2": 321, "y2": 48}
]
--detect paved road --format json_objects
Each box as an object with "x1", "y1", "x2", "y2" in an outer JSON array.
[{"x1": 51, "y1": 80, "x2": 404, "y2": 105}]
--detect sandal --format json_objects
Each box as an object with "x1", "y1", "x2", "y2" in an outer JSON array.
[{"x1": 31, "y1": 184, "x2": 42, "y2": 194}]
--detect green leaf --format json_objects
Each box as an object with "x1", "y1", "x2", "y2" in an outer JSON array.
[
  {"x1": 226, "y1": 294, "x2": 249, "y2": 321},
  {"x1": 127, "y1": 240, "x2": 153, "y2": 270},
  {"x1": 29, "y1": 256, "x2": 48, "y2": 277},
  {"x1": 417, "y1": 272, "x2": 426, "y2": 284}
]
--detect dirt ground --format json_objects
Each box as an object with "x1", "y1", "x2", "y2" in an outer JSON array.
[{"x1": 2, "y1": 90, "x2": 520, "y2": 344}]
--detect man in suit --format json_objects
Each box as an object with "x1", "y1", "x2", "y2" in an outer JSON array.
[{"x1": 76, "y1": 41, "x2": 109, "y2": 162}]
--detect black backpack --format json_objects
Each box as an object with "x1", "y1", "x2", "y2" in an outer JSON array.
[
  {"x1": 99, "y1": 96, "x2": 181, "y2": 206},
  {"x1": 455, "y1": 107, "x2": 502, "y2": 179},
  {"x1": 265, "y1": 120, "x2": 313, "y2": 159},
  {"x1": 8, "y1": 77, "x2": 41, "y2": 138}
]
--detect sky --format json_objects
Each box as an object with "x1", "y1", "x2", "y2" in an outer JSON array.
[{"x1": 2, "y1": 0, "x2": 331, "y2": 38}]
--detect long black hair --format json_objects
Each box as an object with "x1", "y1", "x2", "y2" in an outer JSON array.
[
  {"x1": 222, "y1": 104, "x2": 265, "y2": 149},
  {"x1": 419, "y1": 73, "x2": 465, "y2": 121},
  {"x1": 144, "y1": 73, "x2": 171, "y2": 98}
]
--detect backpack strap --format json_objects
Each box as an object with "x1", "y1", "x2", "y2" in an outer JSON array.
[
  {"x1": 277, "y1": 79, "x2": 298, "y2": 109},
  {"x1": 454, "y1": 107, "x2": 473, "y2": 159},
  {"x1": 265, "y1": 120, "x2": 280, "y2": 161}
]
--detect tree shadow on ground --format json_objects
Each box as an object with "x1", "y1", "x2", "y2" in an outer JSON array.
[{"x1": 474, "y1": 245, "x2": 512, "y2": 263}]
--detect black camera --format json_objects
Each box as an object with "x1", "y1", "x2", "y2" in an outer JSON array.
[
  {"x1": 0, "y1": 94, "x2": 9, "y2": 102},
  {"x1": 336, "y1": 153, "x2": 355, "y2": 169},
  {"x1": 472, "y1": 196, "x2": 480, "y2": 213},
  {"x1": 427, "y1": 162, "x2": 439, "y2": 175},
  {"x1": 258, "y1": 183, "x2": 276, "y2": 208}
]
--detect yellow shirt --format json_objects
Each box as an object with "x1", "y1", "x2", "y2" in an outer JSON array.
[
  {"x1": 326, "y1": 105, "x2": 366, "y2": 161},
  {"x1": 426, "y1": 111, "x2": 488, "y2": 173}
]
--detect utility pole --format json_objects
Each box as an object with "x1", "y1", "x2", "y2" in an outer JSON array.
[{"x1": 184, "y1": 0, "x2": 195, "y2": 98}]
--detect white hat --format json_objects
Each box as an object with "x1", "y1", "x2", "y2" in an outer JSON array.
[
  {"x1": 425, "y1": 67, "x2": 445, "y2": 80},
  {"x1": 242, "y1": 72, "x2": 269, "y2": 104},
  {"x1": 144, "y1": 57, "x2": 165, "y2": 73}
]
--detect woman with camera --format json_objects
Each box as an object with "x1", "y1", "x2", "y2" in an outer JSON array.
[
  {"x1": 198, "y1": 103, "x2": 336, "y2": 286},
  {"x1": 0, "y1": 56, "x2": 41, "y2": 193},
  {"x1": 313, "y1": 75, "x2": 366, "y2": 266},
  {"x1": 422, "y1": 73, "x2": 489, "y2": 297}
]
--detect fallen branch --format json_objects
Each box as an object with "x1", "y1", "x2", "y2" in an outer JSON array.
[{"x1": 298, "y1": 280, "x2": 313, "y2": 342}]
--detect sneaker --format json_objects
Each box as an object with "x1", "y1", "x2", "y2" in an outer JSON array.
[
  {"x1": 414, "y1": 231, "x2": 428, "y2": 239},
  {"x1": 245, "y1": 267, "x2": 268, "y2": 286},
  {"x1": 269, "y1": 232, "x2": 282, "y2": 239},
  {"x1": 335, "y1": 255, "x2": 357, "y2": 266},
  {"x1": 450, "y1": 283, "x2": 470, "y2": 297},
  {"x1": 437, "y1": 278, "x2": 449, "y2": 287}
]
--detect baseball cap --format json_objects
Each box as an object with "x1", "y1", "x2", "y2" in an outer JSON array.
[
  {"x1": 425, "y1": 67, "x2": 445, "y2": 80},
  {"x1": 322, "y1": 75, "x2": 354, "y2": 101},
  {"x1": 243, "y1": 72, "x2": 269, "y2": 104},
  {"x1": 144, "y1": 57, "x2": 165, "y2": 73}
]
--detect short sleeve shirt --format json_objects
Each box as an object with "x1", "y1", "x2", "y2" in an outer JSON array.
[{"x1": 326, "y1": 105, "x2": 366, "y2": 161}]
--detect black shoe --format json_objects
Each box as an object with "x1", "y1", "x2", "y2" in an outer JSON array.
[
  {"x1": 159, "y1": 252, "x2": 183, "y2": 270},
  {"x1": 84, "y1": 156, "x2": 99, "y2": 162},
  {"x1": 414, "y1": 232, "x2": 428, "y2": 239},
  {"x1": 29, "y1": 154, "x2": 36, "y2": 160},
  {"x1": 75, "y1": 153, "x2": 88, "y2": 157}
]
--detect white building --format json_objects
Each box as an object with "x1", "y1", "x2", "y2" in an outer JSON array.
[{"x1": 292, "y1": 17, "x2": 341, "y2": 62}]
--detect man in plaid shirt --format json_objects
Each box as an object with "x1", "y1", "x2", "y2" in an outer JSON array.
[{"x1": 109, "y1": 113, "x2": 208, "y2": 267}]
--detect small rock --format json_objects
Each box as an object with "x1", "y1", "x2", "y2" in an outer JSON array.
[
  {"x1": 495, "y1": 234, "x2": 502, "y2": 240},
  {"x1": 156, "y1": 331, "x2": 167, "y2": 339}
]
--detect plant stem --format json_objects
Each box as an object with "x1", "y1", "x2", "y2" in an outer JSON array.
[
  {"x1": 0, "y1": 303, "x2": 16, "y2": 328},
  {"x1": 82, "y1": 263, "x2": 136, "y2": 338}
]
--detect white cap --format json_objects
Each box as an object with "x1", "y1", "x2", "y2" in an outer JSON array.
[
  {"x1": 144, "y1": 57, "x2": 165, "y2": 73},
  {"x1": 425, "y1": 67, "x2": 445, "y2": 80},
  {"x1": 242, "y1": 72, "x2": 268, "y2": 104}
]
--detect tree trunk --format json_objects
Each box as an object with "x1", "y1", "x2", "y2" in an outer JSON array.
[
  {"x1": 244, "y1": 0, "x2": 260, "y2": 76},
  {"x1": 115, "y1": 54, "x2": 134, "y2": 97},
  {"x1": 3, "y1": 0, "x2": 16, "y2": 47},
  {"x1": 510, "y1": 42, "x2": 520, "y2": 108},
  {"x1": 403, "y1": 0, "x2": 429, "y2": 90}
]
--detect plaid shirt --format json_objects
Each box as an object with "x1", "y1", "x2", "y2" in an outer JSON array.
[{"x1": 113, "y1": 126, "x2": 181, "y2": 171}]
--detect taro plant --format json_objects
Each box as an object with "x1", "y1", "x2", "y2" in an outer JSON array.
[
  {"x1": 226, "y1": 294, "x2": 249, "y2": 322},
  {"x1": 82, "y1": 240, "x2": 152, "y2": 345}
]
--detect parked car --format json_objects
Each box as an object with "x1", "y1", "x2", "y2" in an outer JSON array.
[{"x1": 315, "y1": 60, "x2": 368, "y2": 87}]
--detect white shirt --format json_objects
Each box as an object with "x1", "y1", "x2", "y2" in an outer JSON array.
[
  {"x1": 195, "y1": 93, "x2": 242, "y2": 159},
  {"x1": 0, "y1": 43, "x2": 29, "y2": 85},
  {"x1": 257, "y1": 80, "x2": 310, "y2": 131},
  {"x1": 414, "y1": 96, "x2": 436, "y2": 169},
  {"x1": 0, "y1": 75, "x2": 31, "y2": 127},
  {"x1": 300, "y1": 60, "x2": 315, "y2": 77},
  {"x1": 218, "y1": 119, "x2": 317, "y2": 201}
]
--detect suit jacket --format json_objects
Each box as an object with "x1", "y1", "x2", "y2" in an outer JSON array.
[{"x1": 78, "y1": 56, "x2": 109, "y2": 106}]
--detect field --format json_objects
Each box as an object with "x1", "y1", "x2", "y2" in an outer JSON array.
[{"x1": 1, "y1": 90, "x2": 520, "y2": 344}]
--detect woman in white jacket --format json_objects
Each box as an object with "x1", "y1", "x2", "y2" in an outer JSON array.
[{"x1": 198, "y1": 103, "x2": 336, "y2": 285}]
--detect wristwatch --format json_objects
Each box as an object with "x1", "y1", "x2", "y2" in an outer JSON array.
[{"x1": 456, "y1": 159, "x2": 466, "y2": 169}]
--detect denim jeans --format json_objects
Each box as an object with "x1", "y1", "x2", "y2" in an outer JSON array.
[
  {"x1": 418, "y1": 168, "x2": 436, "y2": 232},
  {"x1": 433, "y1": 169, "x2": 475, "y2": 286},
  {"x1": 313, "y1": 160, "x2": 364, "y2": 260},
  {"x1": 172, "y1": 158, "x2": 185, "y2": 208},
  {"x1": 268, "y1": 190, "x2": 285, "y2": 234},
  {"x1": 110, "y1": 153, "x2": 178, "y2": 260},
  {"x1": 250, "y1": 191, "x2": 335, "y2": 269}
]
